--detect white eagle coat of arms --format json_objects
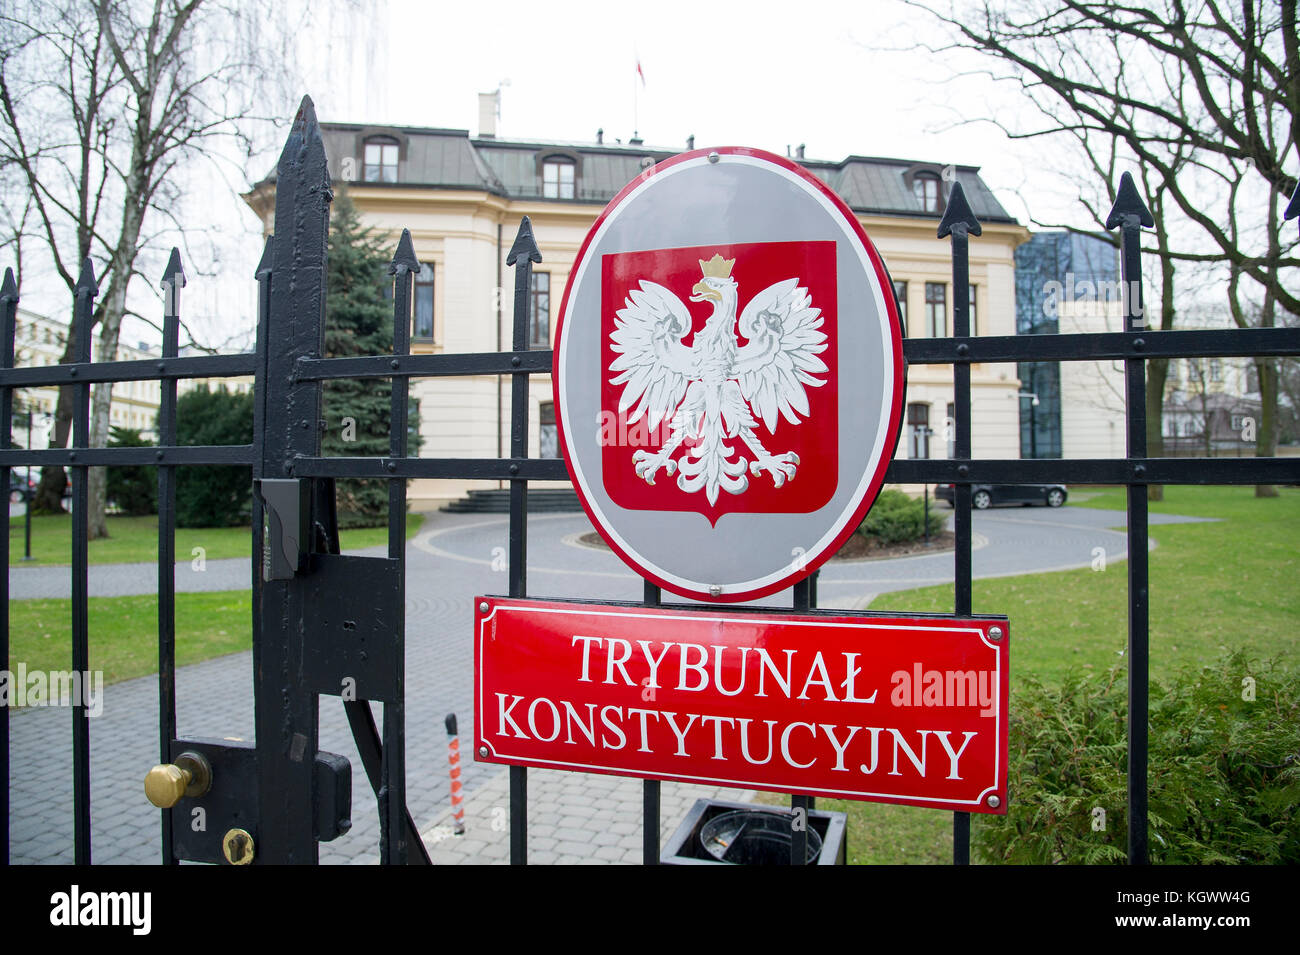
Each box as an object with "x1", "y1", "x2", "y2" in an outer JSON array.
[{"x1": 608, "y1": 253, "x2": 830, "y2": 506}]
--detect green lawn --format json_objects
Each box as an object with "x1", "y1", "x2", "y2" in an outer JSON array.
[
  {"x1": 869, "y1": 485, "x2": 1298, "y2": 687},
  {"x1": 843, "y1": 484, "x2": 1299, "y2": 864},
  {"x1": 9, "y1": 590, "x2": 251, "y2": 687},
  {"x1": 6, "y1": 511, "x2": 427, "y2": 689},
  {"x1": 8, "y1": 511, "x2": 424, "y2": 566}
]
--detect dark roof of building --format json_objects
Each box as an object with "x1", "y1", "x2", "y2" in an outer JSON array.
[{"x1": 254, "y1": 122, "x2": 1018, "y2": 224}]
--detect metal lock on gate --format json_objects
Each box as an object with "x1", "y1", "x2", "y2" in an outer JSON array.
[{"x1": 144, "y1": 737, "x2": 353, "y2": 864}]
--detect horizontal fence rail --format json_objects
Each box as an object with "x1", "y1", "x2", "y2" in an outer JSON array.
[{"x1": 2, "y1": 100, "x2": 1298, "y2": 869}]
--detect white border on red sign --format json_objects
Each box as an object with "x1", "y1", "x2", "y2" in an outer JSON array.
[{"x1": 475, "y1": 601, "x2": 1004, "y2": 810}]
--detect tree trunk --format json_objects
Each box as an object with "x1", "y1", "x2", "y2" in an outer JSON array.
[
  {"x1": 84, "y1": 108, "x2": 148, "y2": 539},
  {"x1": 86, "y1": 273, "x2": 128, "y2": 539},
  {"x1": 32, "y1": 343, "x2": 75, "y2": 514},
  {"x1": 1255, "y1": 357, "x2": 1279, "y2": 498},
  {"x1": 1146, "y1": 357, "x2": 1168, "y2": 502},
  {"x1": 1146, "y1": 192, "x2": 1177, "y2": 504}
]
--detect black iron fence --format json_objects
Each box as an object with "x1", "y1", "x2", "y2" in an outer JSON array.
[{"x1": 2, "y1": 96, "x2": 1297, "y2": 865}]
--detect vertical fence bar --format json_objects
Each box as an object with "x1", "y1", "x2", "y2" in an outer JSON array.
[
  {"x1": 939, "y1": 183, "x2": 981, "y2": 866},
  {"x1": 1107, "y1": 173, "x2": 1153, "y2": 865},
  {"x1": 0, "y1": 268, "x2": 16, "y2": 864},
  {"x1": 255, "y1": 96, "x2": 329, "y2": 863},
  {"x1": 642, "y1": 581, "x2": 661, "y2": 865},
  {"x1": 250, "y1": 236, "x2": 272, "y2": 668},
  {"x1": 157, "y1": 250, "x2": 184, "y2": 864},
  {"x1": 382, "y1": 230, "x2": 418, "y2": 866},
  {"x1": 790, "y1": 572, "x2": 818, "y2": 864},
  {"x1": 70, "y1": 258, "x2": 96, "y2": 864},
  {"x1": 506, "y1": 216, "x2": 541, "y2": 865}
]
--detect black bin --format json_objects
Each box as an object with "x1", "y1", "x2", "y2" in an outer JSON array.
[{"x1": 661, "y1": 798, "x2": 847, "y2": 866}]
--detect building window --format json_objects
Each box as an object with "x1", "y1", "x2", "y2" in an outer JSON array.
[
  {"x1": 364, "y1": 138, "x2": 399, "y2": 183},
  {"x1": 1209, "y1": 359, "x2": 1222, "y2": 383},
  {"x1": 1246, "y1": 364, "x2": 1258, "y2": 392},
  {"x1": 539, "y1": 401, "x2": 558, "y2": 458},
  {"x1": 913, "y1": 173, "x2": 940, "y2": 213},
  {"x1": 530, "y1": 271, "x2": 550, "y2": 347},
  {"x1": 968, "y1": 284, "x2": 977, "y2": 336},
  {"x1": 893, "y1": 280, "x2": 908, "y2": 327},
  {"x1": 925, "y1": 282, "x2": 947, "y2": 337},
  {"x1": 907, "y1": 402, "x2": 930, "y2": 459},
  {"x1": 542, "y1": 158, "x2": 575, "y2": 199},
  {"x1": 412, "y1": 263, "x2": 434, "y2": 341}
]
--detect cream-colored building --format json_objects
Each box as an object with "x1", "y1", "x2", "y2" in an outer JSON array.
[
  {"x1": 10, "y1": 306, "x2": 161, "y2": 446},
  {"x1": 244, "y1": 109, "x2": 1030, "y2": 504}
]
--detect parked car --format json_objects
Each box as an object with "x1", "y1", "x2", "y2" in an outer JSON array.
[{"x1": 934, "y1": 483, "x2": 1068, "y2": 509}]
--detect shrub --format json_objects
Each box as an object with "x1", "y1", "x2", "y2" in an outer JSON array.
[
  {"x1": 974, "y1": 650, "x2": 1300, "y2": 864},
  {"x1": 856, "y1": 488, "x2": 946, "y2": 545},
  {"x1": 176, "y1": 385, "x2": 254, "y2": 527},
  {"x1": 106, "y1": 426, "x2": 156, "y2": 515}
]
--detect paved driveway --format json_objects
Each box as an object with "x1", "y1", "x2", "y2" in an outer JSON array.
[{"x1": 6, "y1": 502, "x2": 1210, "y2": 864}]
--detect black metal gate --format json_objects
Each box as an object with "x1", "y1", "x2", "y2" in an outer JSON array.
[{"x1": 2, "y1": 96, "x2": 1297, "y2": 865}]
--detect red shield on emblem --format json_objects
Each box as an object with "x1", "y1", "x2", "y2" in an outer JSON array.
[{"x1": 599, "y1": 240, "x2": 839, "y2": 525}]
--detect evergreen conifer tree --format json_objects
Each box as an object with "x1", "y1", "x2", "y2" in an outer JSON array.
[{"x1": 324, "y1": 187, "x2": 419, "y2": 527}]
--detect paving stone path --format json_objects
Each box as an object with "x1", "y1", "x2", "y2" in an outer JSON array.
[{"x1": 8, "y1": 503, "x2": 1210, "y2": 864}]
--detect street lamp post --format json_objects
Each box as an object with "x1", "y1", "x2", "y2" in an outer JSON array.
[
  {"x1": 23, "y1": 408, "x2": 33, "y2": 560},
  {"x1": 15, "y1": 408, "x2": 49, "y2": 561},
  {"x1": 920, "y1": 425, "x2": 935, "y2": 545},
  {"x1": 1018, "y1": 391, "x2": 1041, "y2": 459}
]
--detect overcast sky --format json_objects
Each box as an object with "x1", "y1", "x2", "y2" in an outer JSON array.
[
  {"x1": 48, "y1": 0, "x2": 1275, "y2": 351},
  {"x1": 302, "y1": 0, "x2": 1046, "y2": 213}
]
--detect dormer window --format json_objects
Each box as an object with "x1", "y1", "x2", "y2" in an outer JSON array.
[
  {"x1": 542, "y1": 157, "x2": 575, "y2": 199},
  {"x1": 364, "y1": 137, "x2": 399, "y2": 183},
  {"x1": 913, "y1": 173, "x2": 941, "y2": 213}
]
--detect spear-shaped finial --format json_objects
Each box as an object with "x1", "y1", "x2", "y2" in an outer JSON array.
[
  {"x1": 1285, "y1": 177, "x2": 1299, "y2": 237},
  {"x1": 507, "y1": 217, "x2": 542, "y2": 352},
  {"x1": 161, "y1": 247, "x2": 186, "y2": 289},
  {"x1": 74, "y1": 257, "x2": 98, "y2": 297},
  {"x1": 937, "y1": 180, "x2": 982, "y2": 238},
  {"x1": 1105, "y1": 172, "x2": 1154, "y2": 229},
  {"x1": 1, "y1": 267, "x2": 16, "y2": 301},
  {"x1": 507, "y1": 216, "x2": 542, "y2": 266},
  {"x1": 160, "y1": 247, "x2": 185, "y2": 326},
  {"x1": 389, "y1": 228, "x2": 420, "y2": 276},
  {"x1": 278, "y1": 94, "x2": 323, "y2": 171}
]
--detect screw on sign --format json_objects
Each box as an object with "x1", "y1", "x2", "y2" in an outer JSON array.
[{"x1": 554, "y1": 147, "x2": 905, "y2": 602}]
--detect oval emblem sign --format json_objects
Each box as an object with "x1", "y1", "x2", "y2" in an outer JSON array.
[{"x1": 554, "y1": 147, "x2": 904, "y2": 602}]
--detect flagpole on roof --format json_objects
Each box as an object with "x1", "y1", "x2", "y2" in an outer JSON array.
[{"x1": 634, "y1": 53, "x2": 645, "y2": 141}]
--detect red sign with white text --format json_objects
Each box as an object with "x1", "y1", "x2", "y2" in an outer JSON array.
[{"x1": 474, "y1": 598, "x2": 1009, "y2": 814}]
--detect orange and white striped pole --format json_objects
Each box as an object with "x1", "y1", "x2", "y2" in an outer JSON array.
[{"x1": 445, "y1": 713, "x2": 466, "y2": 835}]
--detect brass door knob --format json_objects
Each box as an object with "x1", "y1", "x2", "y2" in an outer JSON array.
[{"x1": 144, "y1": 751, "x2": 212, "y2": 808}]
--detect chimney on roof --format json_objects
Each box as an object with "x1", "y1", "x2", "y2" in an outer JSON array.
[
  {"x1": 686, "y1": 134, "x2": 695, "y2": 150},
  {"x1": 597, "y1": 127, "x2": 604, "y2": 144},
  {"x1": 478, "y1": 91, "x2": 497, "y2": 138},
  {"x1": 796, "y1": 143, "x2": 805, "y2": 159}
]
